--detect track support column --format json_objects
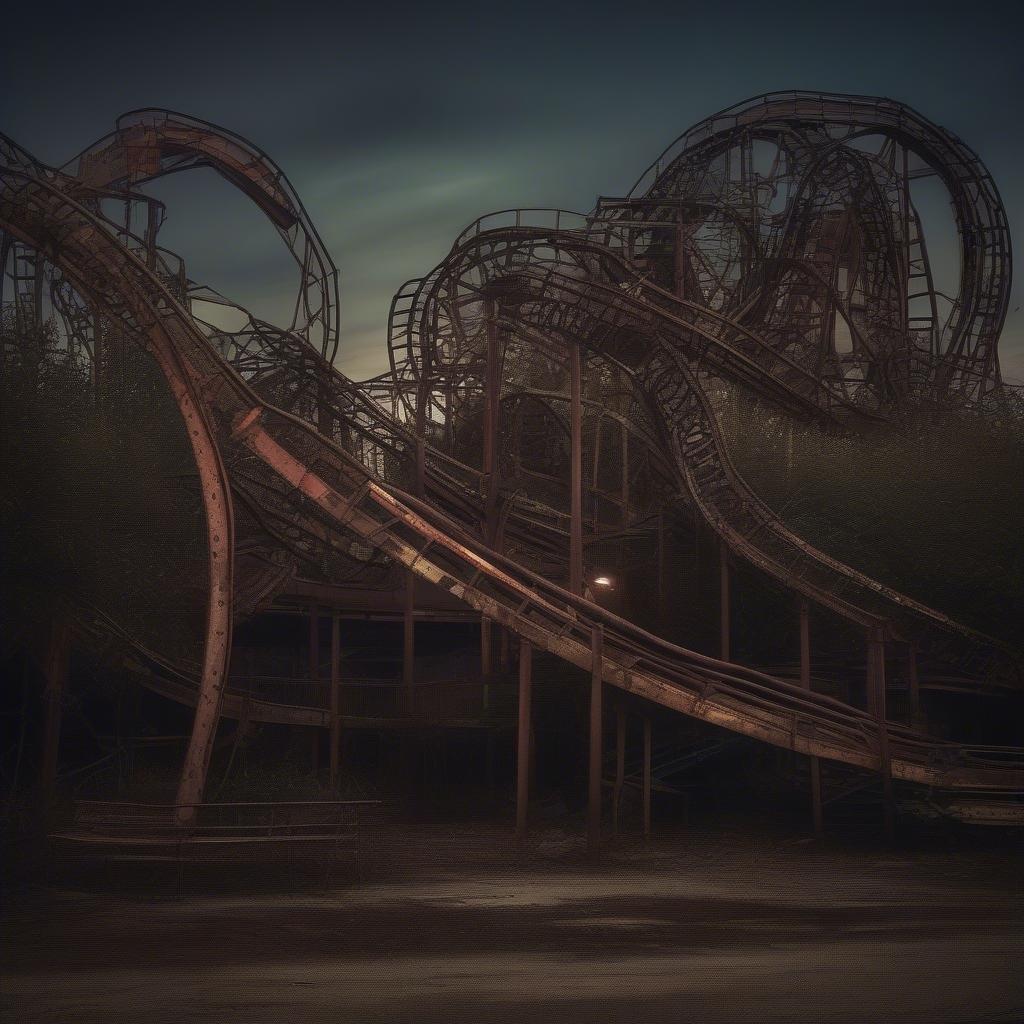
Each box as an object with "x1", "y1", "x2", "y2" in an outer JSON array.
[
  {"x1": 588, "y1": 624, "x2": 604, "y2": 853},
  {"x1": 515, "y1": 639, "x2": 533, "y2": 842}
]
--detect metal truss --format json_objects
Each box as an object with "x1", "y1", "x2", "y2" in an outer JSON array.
[{"x1": 1, "y1": 93, "x2": 1020, "y2": 818}]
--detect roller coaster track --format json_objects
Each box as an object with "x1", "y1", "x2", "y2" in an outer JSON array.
[
  {"x1": 65, "y1": 108, "x2": 340, "y2": 363},
  {"x1": 64, "y1": 105, "x2": 1011, "y2": 684},
  {"x1": 623, "y1": 92, "x2": 1011, "y2": 401},
  {"x1": 1, "y1": 94, "x2": 1020, "y2": 816},
  {"x1": 388, "y1": 220, "x2": 1017, "y2": 684},
  {"x1": 2, "y1": 135, "x2": 1022, "y2": 810}
]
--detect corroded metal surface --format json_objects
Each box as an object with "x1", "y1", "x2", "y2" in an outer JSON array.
[{"x1": 1, "y1": 94, "x2": 1020, "y2": 816}]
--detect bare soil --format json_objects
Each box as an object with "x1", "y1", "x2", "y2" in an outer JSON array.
[{"x1": 3, "y1": 819, "x2": 1022, "y2": 1023}]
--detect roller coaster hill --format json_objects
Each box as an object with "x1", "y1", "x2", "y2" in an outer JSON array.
[{"x1": 2, "y1": 91, "x2": 1022, "y2": 842}]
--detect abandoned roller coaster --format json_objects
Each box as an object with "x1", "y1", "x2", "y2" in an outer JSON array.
[{"x1": 2, "y1": 92, "x2": 1021, "y2": 840}]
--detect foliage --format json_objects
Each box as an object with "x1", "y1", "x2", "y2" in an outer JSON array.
[
  {"x1": 0, "y1": 311, "x2": 207, "y2": 666},
  {"x1": 719, "y1": 391, "x2": 1024, "y2": 646}
]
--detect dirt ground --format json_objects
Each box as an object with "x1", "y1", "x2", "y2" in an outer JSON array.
[{"x1": 3, "y1": 819, "x2": 1022, "y2": 1023}]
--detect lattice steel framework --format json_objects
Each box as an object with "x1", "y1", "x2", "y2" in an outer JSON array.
[{"x1": 1, "y1": 93, "x2": 1020, "y2": 819}]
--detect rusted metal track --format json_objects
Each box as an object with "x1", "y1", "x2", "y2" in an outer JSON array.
[{"x1": 1, "y1": 94, "x2": 1020, "y2": 816}]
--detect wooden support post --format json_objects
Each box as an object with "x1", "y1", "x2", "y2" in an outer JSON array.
[
  {"x1": 588, "y1": 624, "x2": 604, "y2": 853},
  {"x1": 569, "y1": 344, "x2": 584, "y2": 596},
  {"x1": 329, "y1": 614, "x2": 341, "y2": 790},
  {"x1": 41, "y1": 620, "x2": 69, "y2": 808},
  {"x1": 613, "y1": 705, "x2": 626, "y2": 836},
  {"x1": 719, "y1": 539, "x2": 730, "y2": 661},
  {"x1": 515, "y1": 639, "x2": 533, "y2": 841},
  {"x1": 800, "y1": 600, "x2": 823, "y2": 835},
  {"x1": 642, "y1": 717, "x2": 652, "y2": 840}
]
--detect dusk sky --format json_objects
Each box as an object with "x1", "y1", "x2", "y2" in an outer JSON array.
[{"x1": 4, "y1": 0, "x2": 1023, "y2": 381}]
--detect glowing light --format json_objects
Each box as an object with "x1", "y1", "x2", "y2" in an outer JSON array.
[{"x1": 593, "y1": 576, "x2": 613, "y2": 587}]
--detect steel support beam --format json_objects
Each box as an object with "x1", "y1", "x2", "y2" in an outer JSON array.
[{"x1": 145, "y1": 321, "x2": 235, "y2": 827}]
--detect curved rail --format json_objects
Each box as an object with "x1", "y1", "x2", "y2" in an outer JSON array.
[
  {"x1": 393, "y1": 220, "x2": 1017, "y2": 684},
  {"x1": 1, "y1": 155, "x2": 1020, "y2": 803},
  {"x1": 67, "y1": 108, "x2": 340, "y2": 363},
  {"x1": 627, "y1": 91, "x2": 1011, "y2": 401}
]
